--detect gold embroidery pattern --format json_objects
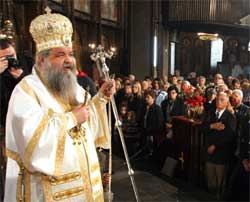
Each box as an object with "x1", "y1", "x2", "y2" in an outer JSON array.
[
  {"x1": 24, "y1": 109, "x2": 53, "y2": 169},
  {"x1": 16, "y1": 166, "x2": 24, "y2": 202},
  {"x1": 81, "y1": 134, "x2": 104, "y2": 202},
  {"x1": 41, "y1": 176, "x2": 53, "y2": 202},
  {"x1": 94, "y1": 136, "x2": 108, "y2": 146},
  {"x1": 6, "y1": 149, "x2": 24, "y2": 201},
  {"x1": 91, "y1": 176, "x2": 102, "y2": 187},
  {"x1": 19, "y1": 79, "x2": 41, "y2": 106},
  {"x1": 24, "y1": 171, "x2": 31, "y2": 202},
  {"x1": 6, "y1": 149, "x2": 22, "y2": 165},
  {"x1": 93, "y1": 190, "x2": 104, "y2": 202},
  {"x1": 91, "y1": 163, "x2": 100, "y2": 173},
  {"x1": 49, "y1": 172, "x2": 81, "y2": 186},
  {"x1": 92, "y1": 98, "x2": 108, "y2": 145},
  {"x1": 53, "y1": 186, "x2": 84, "y2": 201},
  {"x1": 54, "y1": 114, "x2": 67, "y2": 175},
  {"x1": 6, "y1": 149, "x2": 31, "y2": 202},
  {"x1": 69, "y1": 126, "x2": 87, "y2": 145},
  {"x1": 75, "y1": 143, "x2": 93, "y2": 202}
]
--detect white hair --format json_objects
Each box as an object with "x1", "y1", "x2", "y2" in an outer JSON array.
[
  {"x1": 232, "y1": 89, "x2": 243, "y2": 98},
  {"x1": 182, "y1": 80, "x2": 190, "y2": 86}
]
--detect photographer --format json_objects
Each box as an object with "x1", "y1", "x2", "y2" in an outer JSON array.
[{"x1": 0, "y1": 38, "x2": 27, "y2": 129}]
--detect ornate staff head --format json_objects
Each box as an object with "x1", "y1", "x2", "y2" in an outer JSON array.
[{"x1": 90, "y1": 45, "x2": 115, "y2": 79}]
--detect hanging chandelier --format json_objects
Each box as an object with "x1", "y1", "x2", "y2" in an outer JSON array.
[{"x1": 197, "y1": 32, "x2": 219, "y2": 41}]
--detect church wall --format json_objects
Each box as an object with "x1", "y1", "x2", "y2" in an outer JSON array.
[
  {"x1": 130, "y1": 0, "x2": 152, "y2": 80},
  {"x1": 0, "y1": 0, "x2": 129, "y2": 79}
]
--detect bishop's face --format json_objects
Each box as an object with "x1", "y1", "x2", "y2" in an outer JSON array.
[
  {"x1": 39, "y1": 46, "x2": 78, "y2": 106},
  {"x1": 46, "y1": 47, "x2": 76, "y2": 74}
]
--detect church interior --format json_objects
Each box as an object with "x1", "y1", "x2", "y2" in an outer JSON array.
[{"x1": 0, "y1": 0, "x2": 249, "y2": 201}]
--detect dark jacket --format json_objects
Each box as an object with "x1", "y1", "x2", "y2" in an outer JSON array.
[
  {"x1": 201, "y1": 109, "x2": 237, "y2": 164},
  {"x1": 77, "y1": 75, "x2": 97, "y2": 97},
  {"x1": 0, "y1": 70, "x2": 26, "y2": 127},
  {"x1": 130, "y1": 94, "x2": 145, "y2": 123},
  {"x1": 161, "y1": 97, "x2": 186, "y2": 123},
  {"x1": 234, "y1": 104, "x2": 250, "y2": 160},
  {"x1": 140, "y1": 103, "x2": 164, "y2": 137}
]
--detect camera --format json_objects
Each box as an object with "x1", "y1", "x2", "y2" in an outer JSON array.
[{"x1": 6, "y1": 56, "x2": 21, "y2": 69}]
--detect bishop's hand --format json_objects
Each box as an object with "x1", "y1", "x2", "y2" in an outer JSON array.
[
  {"x1": 99, "y1": 79, "x2": 116, "y2": 99},
  {"x1": 72, "y1": 105, "x2": 90, "y2": 124}
]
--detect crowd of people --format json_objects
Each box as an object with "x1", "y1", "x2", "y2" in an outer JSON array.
[{"x1": 106, "y1": 72, "x2": 249, "y2": 201}]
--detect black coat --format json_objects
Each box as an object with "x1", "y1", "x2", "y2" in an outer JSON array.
[
  {"x1": 0, "y1": 71, "x2": 26, "y2": 126},
  {"x1": 201, "y1": 109, "x2": 237, "y2": 164},
  {"x1": 234, "y1": 104, "x2": 250, "y2": 160},
  {"x1": 140, "y1": 103, "x2": 164, "y2": 136},
  {"x1": 77, "y1": 75, "x2": 97, "y2": 97},
  {"x1": 161, "y1": 97, "x2": 186, "y2": 123}
]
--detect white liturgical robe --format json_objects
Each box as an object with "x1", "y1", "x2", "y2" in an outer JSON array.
[{"x1": 4, "y1": 68, "x2": 111, "y2": 202}]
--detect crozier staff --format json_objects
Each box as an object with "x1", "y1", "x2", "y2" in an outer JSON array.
[{"x1": 4, "y1": 7, "x2": 115, "y2": 202}]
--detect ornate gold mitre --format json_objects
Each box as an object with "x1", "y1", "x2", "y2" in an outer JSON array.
[{"x1": 29, "y1": 7, "x2": 73, "y2": 53}]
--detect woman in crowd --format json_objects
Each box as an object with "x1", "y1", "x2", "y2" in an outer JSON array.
[{"x1": 138, "y1": 90, "x2": 164, "y2": 159}]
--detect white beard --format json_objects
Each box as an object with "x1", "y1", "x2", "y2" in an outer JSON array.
[{"x1": 42, "y1": 59, "x2": 79, "y2": 106}]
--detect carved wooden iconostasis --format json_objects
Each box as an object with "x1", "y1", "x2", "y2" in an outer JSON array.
[
  {"x1": 175, "y1": 31, "x2": 250, "y2": 77},
  {"x1": 176, "y1": 32, "x2": 211, "y2": 76}
]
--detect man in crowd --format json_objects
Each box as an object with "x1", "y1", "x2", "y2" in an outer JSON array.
[
  {"x1": 77, "y1": 70, "x2": 97, "y2": 97},
  {"x1": 0, "y1": 39, "x2": 27, "y2": 128},
  {"x1": 152, "y1": 78, "x2": 167, "y2": 106},
  {"x1": 213, "y1": 73, "x2": 224, "y2": 87},
  {"x1": 201, "y1": 92, "x2": 236, "y2": 200},
  {"x1": 4, "y1": 8, "x2": 115, "y2": 202},
  {"x1": 196, "y1": 75, "x2": 206, "y2": 95},
  {"x1": 224, "y1": 89, "x2": 250, "y2": 201},
  {"x1": 158, "y1": 85, "x2": 186, "y2": 168}
]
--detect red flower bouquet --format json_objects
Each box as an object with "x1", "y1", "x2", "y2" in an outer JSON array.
[{"x1": 186, "y1": 95, "x2": 206, "y2": 119}]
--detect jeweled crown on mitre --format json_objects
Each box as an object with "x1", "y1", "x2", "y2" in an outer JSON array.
[{"x1": 29, "y1": 7, "x2": 73, "y2": 53}]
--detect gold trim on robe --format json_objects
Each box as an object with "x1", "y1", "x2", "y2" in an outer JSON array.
[
  {"x1": 6, "y1": 149, "x2": 31, "y2": 202},
  {"x1": 24, "y1": 171, "x2": 31, "y2": 202},
  {"x1": 92, "y1": 97, "x2": 109, "y2": 147},
  {"x1": 49, "y1": 171, "x2": 81, "y2": 186},
  {"x1": 19, "y1": 79, "x2": 41, "y2": 105},
  {"x1": 54, "y1": 114, "x2": 67, "y2": 176},
  {"x1": 75, "y1": 142, "x2": 93, "y2": 202},
  {"x1": 24, "y1": 109, "x2": 54, "y2": 169},
  {"x1": 41, "y1": 176, "x2": 53, "y2": 202},
  {"x1": 53, "y1": 186, "x2": 84, "y2": 201}
]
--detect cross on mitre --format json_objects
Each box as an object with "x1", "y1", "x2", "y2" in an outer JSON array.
[{"x1": 45, "y1": 6, "x2": 52, "y2": 14}]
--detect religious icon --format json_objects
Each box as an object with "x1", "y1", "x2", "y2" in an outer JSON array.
[
  {"x1": 74, "y1": 0, "x2": 91, "y2": 13},
  {"x1": 101, "y1": 0, "x2": 117, "y2": 21}
]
